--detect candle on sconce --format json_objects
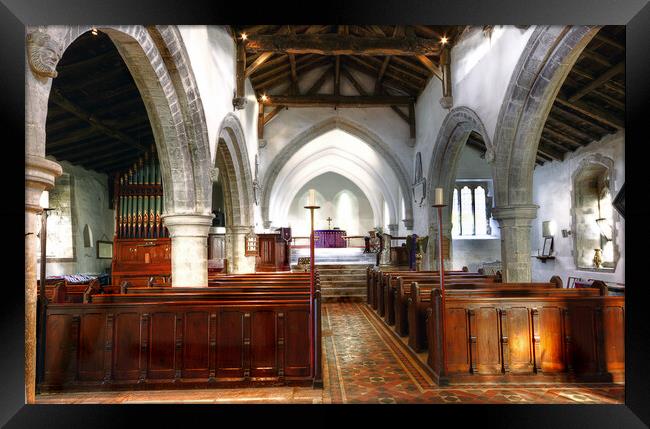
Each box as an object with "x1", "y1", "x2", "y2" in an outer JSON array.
[
  {"x1": 434, "y1": 187, "x2": 444, "y2": 206},
  {"x1": 308, "y1": 189, "x2": 316, "y2": 206}
]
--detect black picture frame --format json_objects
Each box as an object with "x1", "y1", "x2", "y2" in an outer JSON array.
[
  {"x1": 5, "y1": 1, "x2": 650, "y2": 428},
  {"x1": 96, "y1": 240, "x2": 113, "y2": 259}
]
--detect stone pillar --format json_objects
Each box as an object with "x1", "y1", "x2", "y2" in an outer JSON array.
[
  {"x1": 226, "y1": 225, "x2": 256, "y2": 273},
  {"x1": 429, "y1": 218, "x2": 453, "y2": 271},
  {"x1": 25, "y1": 155, "x2": 62, "y2": 404},
  {"x1": 492, "y1": 205, "x2": 538, "y2": 282},
  {"x1": 162, "y1": 214, "x2": 213, "y2": 287}
]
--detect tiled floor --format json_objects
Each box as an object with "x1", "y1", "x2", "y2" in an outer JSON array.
[{"x1": 36, "y1": 302, "x2": 624, "y2": 404}]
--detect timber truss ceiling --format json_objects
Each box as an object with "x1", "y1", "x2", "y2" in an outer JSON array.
[
  {"x1": 42, "y1": 26, "x2": 624, "y2": 177},
  {"x1": 45, "y1": 31, "x2": 154, "y2": 175},
  {"x1": 236, "y1": 25, "x2": 625, "y2": 166}
]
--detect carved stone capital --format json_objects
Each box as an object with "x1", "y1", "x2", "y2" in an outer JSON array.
[{"x1": 210, "y1": 167, "x2": 219, "y2": 183}]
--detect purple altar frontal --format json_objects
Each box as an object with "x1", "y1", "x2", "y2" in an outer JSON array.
[{"x1": 314, "y1": 229, "x2": 347, "y2": 248}]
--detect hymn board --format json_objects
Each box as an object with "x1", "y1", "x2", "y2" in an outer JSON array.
[{"x1": 112, "y1": 145, "x2": 172, "y2": 286}]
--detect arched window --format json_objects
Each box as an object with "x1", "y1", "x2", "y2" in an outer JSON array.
[
  {"x1": 572, "y1": 155, "x2": 619, "y2": 270},
  {"x1": 451, "y1": 180, "x2": 493, "y2": 238}
]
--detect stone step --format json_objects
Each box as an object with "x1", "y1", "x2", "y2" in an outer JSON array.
[
  {"x1": 318, "y1": 274, "x2": 367, "y2": 282},
  {"x1": 322, "y1": 295, "x2": 365, "y2": 303},
  {"x1": 322, "y1": 287, "x2": 366, "y2": 296}
]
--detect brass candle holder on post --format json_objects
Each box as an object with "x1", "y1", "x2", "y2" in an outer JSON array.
[
  {"x1": 304, "y1": 189, "x2": 320, "y2": 382},
  {"x1": 432, "y1": 187, "x2": 448, "y2": 377},
  {"x1": 37, "y1": 191, "x2": 54, "y2": 388}
]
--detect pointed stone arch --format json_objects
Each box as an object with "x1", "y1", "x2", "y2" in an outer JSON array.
[
  {"x1": 426, "y1": 106, "x2": 493, "y2": 269},
  {"x1": 261, "y1": 116, "x2": 413, "y2": 230},
  {"x1": 215, "y1": 113, "x2": 256, "y2": 273}
]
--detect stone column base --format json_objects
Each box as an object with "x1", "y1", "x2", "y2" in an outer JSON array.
[{"x1": 162, "y1": 213, "x2": 213, "y2": 287}]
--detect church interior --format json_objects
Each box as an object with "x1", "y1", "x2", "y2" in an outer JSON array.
[{"x1": 24, "y1": 24, "x2": 625, "y2": 404}]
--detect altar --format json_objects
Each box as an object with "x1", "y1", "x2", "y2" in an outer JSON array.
[{"x1": 314, "y1": 229, "x2": 347, "y2": 248}]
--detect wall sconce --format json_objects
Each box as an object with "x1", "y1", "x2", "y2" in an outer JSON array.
[
  {"x1": 542, "y1": 220, "x2": 556, "y2": 238},
  {"x1": 561, "y1": 229, "x2": 572, "y2": 238}
]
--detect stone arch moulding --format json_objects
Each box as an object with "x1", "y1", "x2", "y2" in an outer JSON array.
[
  {"x1": 25, "y1": 25, "x2": 212, "y2": 215},
  {"x1": 492, "y1": 25, "x2": 601, "y2": 208},
  {"x1": 215, "y1": 113, "x2": 255, "y2": 228},
  {"x1": 426, "y1": 106, "x2": 494, "y2": 227},
  {"x1": 490, "y1": 25, "x2": 601, "y2": 282},
  {"x1": 261, "y1": 116, "x2": 414, "y2": 229}
]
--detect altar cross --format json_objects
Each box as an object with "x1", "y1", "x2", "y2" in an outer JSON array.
[{"x1": 326, "y1": 217, "x2": 333, "y2": 229}]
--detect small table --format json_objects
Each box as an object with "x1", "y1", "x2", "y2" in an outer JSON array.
[{"x1": 314, "y1": 229, "x2": 347, "y2": 248}]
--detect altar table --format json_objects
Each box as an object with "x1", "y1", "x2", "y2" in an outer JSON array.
[{"x1": 314, "y1": 229, "x2": 347, "y2": 248}]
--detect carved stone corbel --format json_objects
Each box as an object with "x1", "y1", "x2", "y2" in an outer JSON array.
[{"x1": 26, "y1": 30, "x2": 63, "y2": 79}]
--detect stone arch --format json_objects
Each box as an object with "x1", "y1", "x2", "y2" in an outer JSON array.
[
  {"x1": 261, "y1": 116, "x2": 413, "y2": 229},
  {"x1": 215, "y1": 114, "x2": 256, "y2": 273},
  {"x1": 26, "y1": 24, "x2": 212, "y2": 215},
  {"x1": 215, "y1": 113, "x2": 255, "y2": 227},
  {"x1": 490, "y1": 25, "x2": 601, "y2": 281},
  {"x1": 425, "y1": 106, "x2": 493, "y2": 269}
]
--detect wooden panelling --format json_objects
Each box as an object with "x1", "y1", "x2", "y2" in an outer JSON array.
[
  {"x1": 427, "y1": 296, "x2": 624, "y2": 384},
  {"x1": 112, "y1": 312, "x2": 141, "y2": 380},
  {"x1": 474, "y1": 307, "x2": 501, "y2": 375},
  {"x1": 445, "y1": 307, "x2": 469, "y2": 373},
  {"x1": 148, "y1": 312, "x2": 176, "y2": 378},
  {"x1": 216, "y1": 310, "x2": 245, "y2": 378},
  {"x1": 285, "y1": 310, "x2": 310, "y2": 376},
  {"x1": 251, "y1": 311, "x2": 277, "y2": 377},
  {"x1": 506, "y1": 307, "x2": 534, "y2": 374},
  {"x1": 539, "y1": 306, "x2": 565, "y2": 373},
  {"x1": 182, "y1": 312, "x2": 210, "y2": 378},
  {"x1": 44, "y1": 314, "x2": 73, "y2": 385},
  {"x1": 78, "y1": 313, "x2": 105, "y2": 381}
]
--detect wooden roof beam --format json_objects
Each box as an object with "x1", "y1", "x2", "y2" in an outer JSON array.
[
  {"x1": 49, "y1": 88, "x2": 148, "y2": 151},
  {"x1": 568, "y1": 61, "x2": 624, "y2": 103},
  {"x1": 260, "y1": 94, "x2": 414, "y2": 108},
  {"x1": 245, "y1": 52, "x2": 274, "y2": 77},
  {"x1": 555, "y1": 96, "x2": 624, "y2": 130},
  {"x1": 244, "y1": 34, "x2": 442, "y2": 56}
]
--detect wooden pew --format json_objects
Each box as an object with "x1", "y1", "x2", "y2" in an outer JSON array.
[
  {"x1": 408, "y1": 281, "x2": 585, "y2": 352},
  {"x1": 387, "y1": 272, "x2": 495, "y2": 326},
  {"x1": 41, "y1": 275, "x2": 322, "y2": 391},
  {"x1": 372, "y1": 268, "x2": 475, "y2": 313},
  {"x1": 425, "y1": 289, "x2": 625, "y2": 385},
  {"x1": 393, "y1": 274, "x2": 497, "y2": 336}
]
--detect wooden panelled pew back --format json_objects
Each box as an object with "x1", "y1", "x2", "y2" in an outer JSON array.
[
  {"x1": 426, "y1": 288, "x2": 624, "y2": 385},
  {"x1": 41, "y1": 272, "x2": 322, "y2": 391}
]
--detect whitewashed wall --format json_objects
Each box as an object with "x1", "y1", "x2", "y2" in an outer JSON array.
[
  {"x1": 412, "y1": 26, "x2": 536, "y2": 238},
  {"x1": 531, "y1": 131, "x2": 625, "y2": 285},
  {"x1": 37, "y1": 160, "x2": 115, "y2": 276},
  {"x1": 285, "y1": 172, "x2": 375, "y2": 237},
  {"x1": 177, "y1": 26, "x2": 262, "y2": 227}
]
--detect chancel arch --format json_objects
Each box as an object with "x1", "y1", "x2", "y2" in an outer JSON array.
[
  {"x1": 426, "y1": 106, "x2": 495, "y2": 270},
  {"x1": 265, "y1": 128, "x2": 400, "y2": 233},
  {"x1": 261, "y1": 117, "x2": 413, "y2": 231}
]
